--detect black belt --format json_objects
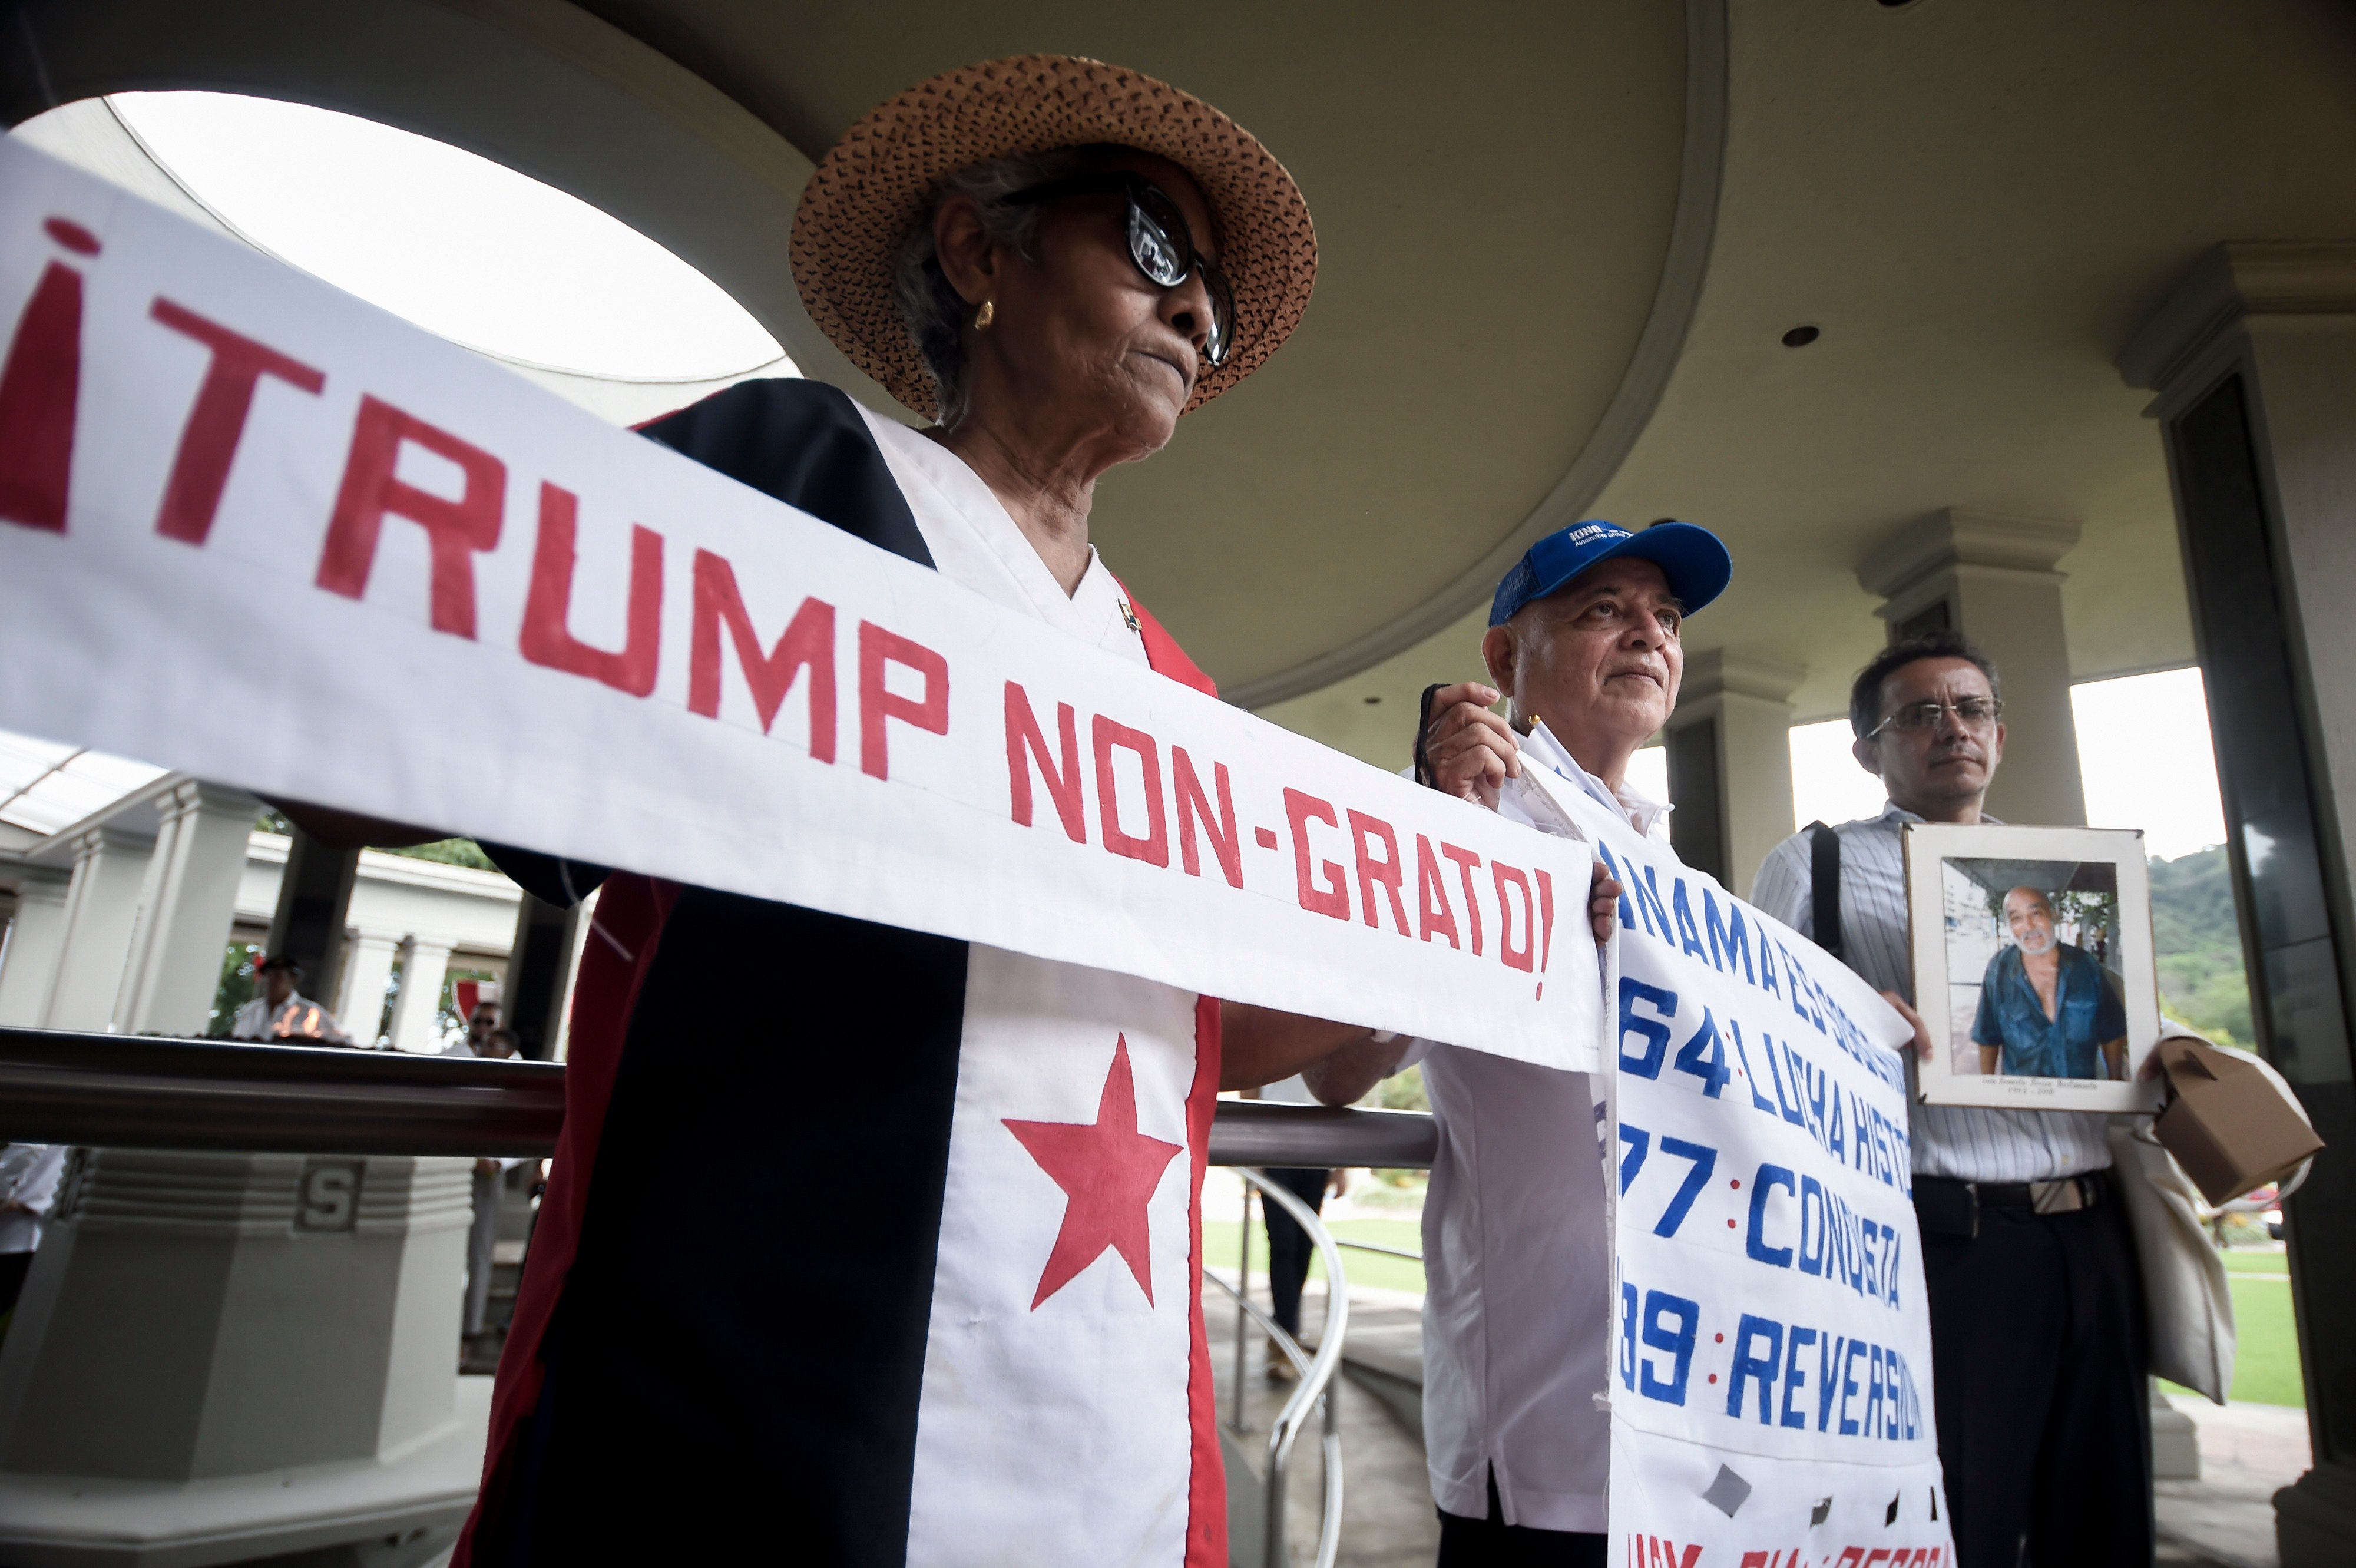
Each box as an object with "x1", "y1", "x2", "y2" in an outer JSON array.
[{"x1": 1915, "y1": 1170, "x2": 2107, "y2": 1237}]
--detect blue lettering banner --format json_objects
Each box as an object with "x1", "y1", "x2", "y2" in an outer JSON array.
[{"x1": 1531, "y1": 768, "x2": 1954, "y2": 1560}]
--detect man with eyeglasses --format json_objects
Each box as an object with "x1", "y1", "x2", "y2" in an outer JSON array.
[{"x1": 1750, "y1": 629, "x2": 2152, "y2": 1568}]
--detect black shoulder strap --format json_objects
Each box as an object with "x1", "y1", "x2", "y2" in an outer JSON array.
[
  {"x1": 1805, "y1": 821, "x2": 1843, "y2": 960},
  {"x1": 637, "y1": 378, "x2": 935, "y2": 569}
]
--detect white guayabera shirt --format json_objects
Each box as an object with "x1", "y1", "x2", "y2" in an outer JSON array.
[{"x1": 1397, "y1": 722, "x2": 1661, "y2": 1532}]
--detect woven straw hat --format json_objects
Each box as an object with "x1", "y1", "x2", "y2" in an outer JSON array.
[{"x1": 790, "y1": 54, "x2": 1316, "y2": 420}]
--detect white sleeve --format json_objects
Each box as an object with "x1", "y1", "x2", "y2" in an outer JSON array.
[{"x1": 9, "y1": 1146, "x2": 67, "y2": 1218}]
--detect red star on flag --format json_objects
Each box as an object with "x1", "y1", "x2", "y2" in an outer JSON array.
[{"x1": 1003, "y1": 1034, "x2": 1184, "y2": 1310}]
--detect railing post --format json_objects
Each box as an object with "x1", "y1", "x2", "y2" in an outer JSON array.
[{"x1": 1229, "y1": 1179, "x2": 1252, "y2": 1433}]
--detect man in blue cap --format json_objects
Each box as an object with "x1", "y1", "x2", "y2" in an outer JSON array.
[{"x1": 1307, "y1": 520, "x2": 1730, "y2": 1566}]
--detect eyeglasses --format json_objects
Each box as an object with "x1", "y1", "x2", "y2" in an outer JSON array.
[
  {"x1": 1007, "y1": 173, "x2": 1235, "y2": 369},
  {"x1": 1864, "y1": 697, "x2": 2005, "y2": 740}
]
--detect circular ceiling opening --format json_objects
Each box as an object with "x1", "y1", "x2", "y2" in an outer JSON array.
[
  {"x1": 1781, "y1": 324, "x2": 1822, "y2": 348},
  {"x1": 108, "y1": 91, "x2": 789, "y2": 382}
]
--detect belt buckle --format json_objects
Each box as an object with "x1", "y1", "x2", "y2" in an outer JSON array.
[{"x1": 2030, "y1": 1177, "x2": 2086, "y2": 1215}]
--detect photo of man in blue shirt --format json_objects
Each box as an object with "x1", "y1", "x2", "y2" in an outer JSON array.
[{"x1": 1971, "y1": 886, "x2": 2128, "y2": 1079}]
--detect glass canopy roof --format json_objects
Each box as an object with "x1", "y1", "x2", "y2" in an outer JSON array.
[{"x1": 0, "y1": 729, "x2": 168, "y2": 837}]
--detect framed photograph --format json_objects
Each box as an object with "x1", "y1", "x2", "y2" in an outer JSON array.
[{"x1": 1902, "y1": 823, "x2": 2164, "y2": 1112}]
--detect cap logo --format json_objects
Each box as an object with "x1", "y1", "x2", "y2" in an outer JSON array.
[{"x1": 1566, "y1": 522, "x2": 1625, "y2": 547}]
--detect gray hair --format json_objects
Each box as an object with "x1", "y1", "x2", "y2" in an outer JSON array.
[{"x1": 891, "y1": 144, "x2": 1130, "y2": 424}]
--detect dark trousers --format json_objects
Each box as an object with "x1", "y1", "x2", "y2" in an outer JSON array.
[
  {"x1": 1917, "y1": 1177, "x2": 2153, "y2": 1568},
  {"x1": 1436, "y1": 1467, "x2": 1606, "y2": 1567},
  {"x1": 1260, "y1": 1167, "x2": 1329, "y2": 1337}
]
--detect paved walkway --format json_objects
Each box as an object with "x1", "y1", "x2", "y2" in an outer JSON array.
[
  {"x1": 2156, "y1": 1398, "x2": 2311, "y2": 1568},
  {"x1": 1207, "y1": 1272, "x2": 1438, "y2": 1567}
]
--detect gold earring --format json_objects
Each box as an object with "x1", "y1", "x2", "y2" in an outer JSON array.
[{"x1": 973, "y1": 299, "x2": 995, "y2": 330}]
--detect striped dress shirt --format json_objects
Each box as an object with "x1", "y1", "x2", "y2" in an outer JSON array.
[{"x1": 1751, "y1": 802, "x2": 2113, "y2": 1183}]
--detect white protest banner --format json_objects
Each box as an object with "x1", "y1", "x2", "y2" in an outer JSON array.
[
  {"x1": 0, "y1": 135, "x2": 1599, "y2": 1069},
  {"x1": 1524, "y1": 775, "x2": 1954, "y2": 1567}
]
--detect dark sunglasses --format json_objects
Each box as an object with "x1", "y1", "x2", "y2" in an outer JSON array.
[{"x1": 1007, "y1": 173, "x2": 1235, "y2": 369}]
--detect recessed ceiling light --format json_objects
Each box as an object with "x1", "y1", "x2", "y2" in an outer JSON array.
[
  {"x1": 1363, "y1": 695, "x2": 1382, "y2": 706},
  {"x1": 1782, "y1": 325, "x2": 1821, "y2": 348}
]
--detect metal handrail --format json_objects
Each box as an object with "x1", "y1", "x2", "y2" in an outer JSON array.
[
  {"x1": 1209, "y1": 1170, "x2": 1348, "y2": 1568},
  {"x1": 1331, "y1": 1237, "x2": 1422, "y2": 1263},
  {"x1": 0, "y1": 1027, "x2": 1440, "y2": 1169}
]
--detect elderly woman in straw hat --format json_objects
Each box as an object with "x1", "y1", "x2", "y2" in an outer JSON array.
[{"x1": 443, "y1": 55, "x2": 1375, "y2": 1568}]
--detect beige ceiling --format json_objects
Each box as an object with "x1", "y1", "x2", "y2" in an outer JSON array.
[
  {"x1": 2, "y1": 0, "x2": 1700, "y2": 709},
  {"x1": 571, "y1": 1, "x2": 1700, "y2": 701},
  {"x1": 1265, "y1": 0, "x2": 2356, "y2": 768}
]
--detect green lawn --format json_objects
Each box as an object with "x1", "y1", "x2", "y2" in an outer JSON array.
[
  {"x1": 1203, "y1": 1217, "x2": 1427, "y2": 1296},
  {"x1": 2156, "y1": 1251, "x2": 2305, "y2": 1408}
]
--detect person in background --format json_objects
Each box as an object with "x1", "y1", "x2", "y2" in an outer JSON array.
[
  {"x1": 1303, "y1": 517, "x2": 1730, "y2": 1566},
  {"x1": 0, "y1": 1142, "x2": 67, "y2": 1347},
  {"x1": 450, "y1": 1000, "x2": 502, "y2": 1058},
  {"x1": 463, "y1": 1027, "x2": 527, "y2": 1342},
  {"x1": 1252, "y1": 1073, "x2": 1344, "y2": 1381},
  {"x1": 1749, "y1": 629, "x2": 2150, "y2": 1568},
  {"x1": 228, "y1": 954, "x2": 351, "y2": 1045},
  {"x1": 1973, "y1": 886, "x2": 2127, "y2": 1080}
]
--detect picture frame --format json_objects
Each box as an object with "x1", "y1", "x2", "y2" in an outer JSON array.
[{"x1": 1902, "y1": 822, "x2": 2165, "y2": 1113}]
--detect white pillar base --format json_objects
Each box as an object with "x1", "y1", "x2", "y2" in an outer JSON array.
[
  {"x1": 2152, "y1": 1385, "x2": 2201, "y2": 1481},
  {"x1": 0, "y1": 1152, "x2": 480, "y2": 1568},
  {"x1": 0, "y1": 1377, "x2": 487, "y2": 1568}
]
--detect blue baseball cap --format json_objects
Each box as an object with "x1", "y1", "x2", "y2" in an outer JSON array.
[{"x1": 1488, "y1": 518, "x2": 1733, "y2": 627}]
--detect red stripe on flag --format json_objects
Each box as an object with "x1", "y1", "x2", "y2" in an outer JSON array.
[{"x1": 454, "y1": 872, "x2": 677, "y2": 1567}]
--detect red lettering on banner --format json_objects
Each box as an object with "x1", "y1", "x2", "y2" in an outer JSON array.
[
  {"x1": 1283, "y1": 788, "x2": 1350, "y2": 921},
  {"x1": 1835, "y1": 1549, "x2": 1866, "y2": 1568},
  {"x1": 1862, "y1": 1550, "x2": 1892, "y2": 1568},
  {"x1": 0, "y1": 222, "x2": 94, "y2": 531},
  {"x1": 1439, "y1": 842, "x2": 1484, "y2": 955},
  {"x1": 1347, "y1": 810, "x2": 1409, "y2": 935},
  {"x1": 1005, "y1": 682, "x2": 1084, "y2": 841},
  {"x1": 689, "y1": 551, "x2": 835, "y2": 758},
  {"x1": 520, "y1": 482, "x2": 661, "y2": 697},
  {"x1": 1534, "y1": 866, "x2": 1555, "y2": 997},
  {"x1": 1494, "y1": 862, "x2": 1536, "y2": 972},
  {"x1": 1094, "y1": 715, "x2": 1169, "y2": 867},
  {"x1": 1172, "y1": 747, "x2": 1242, "y2": 888},
  {"x1": 1415, "y1": 834, "x2": 1461, "y2": 948},
  {"x1": 147, "y1": 297, "x2": 325, "y2": 544},
  {"x1": 858, "y1": 621, "x2": 948, "y2": 780},
  {"x1": 316, "y1": 396, "x2": 504, "y2": 637}
]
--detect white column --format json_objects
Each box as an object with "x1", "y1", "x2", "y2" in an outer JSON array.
[
  {"x1": 0, "y1": 869, "x2": 71, "y2": 1027},
  {"x1": 336, "y1": 929, "x2": 402, "y2": 1047},
  {"x1": 1664, "y1": 650, "x2": 1805, "y2": 898},
  {"x1": 388, "y1": 937, "x2": 455, "y2": 1054},
  {"x1": 41, "y1": 827, "x2": 155, "y2": 1031},
  {"x1": 1856, "y1": 510, "x2": 2088, "y2": 828},
  {"x1": 111, "y1": 779, "x2": 261, "y2": 1037}
]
